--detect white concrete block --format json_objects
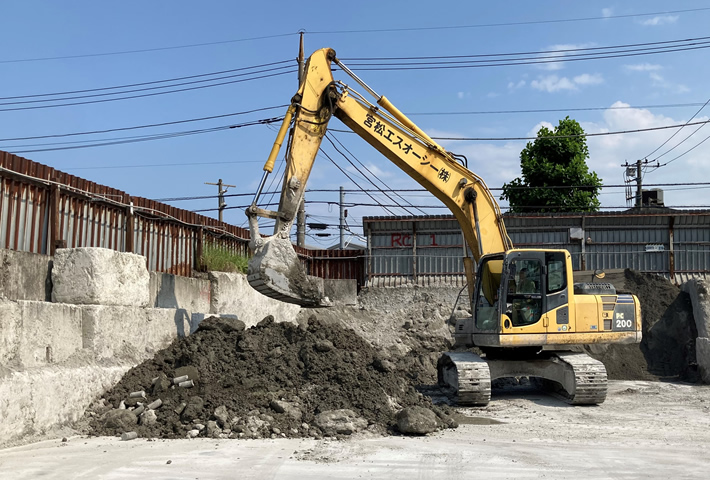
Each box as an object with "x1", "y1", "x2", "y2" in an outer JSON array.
[
  {"x1": 82, "y1": 305, "x2": 188, "y2": 360},
  {"x1": 0, "y1": 364, "x2": 129, "y2": 447},
  {"x1": 149, "y1": 272, "x2": 211, "y2": 312},
  {"x1": 697, "y1": 337, "x2": 710, "y2": 384},
  {"x1": 208, "y1": 272, "x2": 300, "y2": 327},
  {"x1": 0, "y1": 299, "x2": 21, "y2": 368},
  {"x1": 18, "y1": 301, "x2": 82, "y2": 368},
  {"x1": 52, "y1": 248, "x2": 150, "y2": 307}
]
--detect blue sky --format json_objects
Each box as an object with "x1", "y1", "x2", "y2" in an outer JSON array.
[{"x1": 1, "y1": 1, "x2": 709, "y2": 247}]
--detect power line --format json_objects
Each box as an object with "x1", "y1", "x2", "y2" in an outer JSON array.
[
  {"x1": 325, "y1": 133, "x2": 422, "y2": 216},
  {"x1": 310, "y1": 7, "x2": 710, "y2": 34},
  {"x1": 342, "y1": 36, "x2": 710, "y2": 62},
  {"x1": 4, "y1": 117, "x2": 283, "y2": 154},
  {"x1": 0, "y1": 60, "x2": 292, "y2": 101},
  {"x1": 0, "y1": 105, "x2": 288, "y2": 143},
  {"x1": 338, "y1": 39, "x2": 710, "y2": 71},
  {"x1": 406, "y1": 102, "x2": 710, "y2": 117},
  {"x1": 644, "y1": 97, "x2": 710, "y2": 160},
  {"x1": 0, "y1": 70, "x2": 295, "y2": 112},
  {"x1": 0, "y1": 34, "x2": 297, "y2": 64},
  {"x1": 153, "y1": 183, "x2": 710, "y2": 203},
  {"x1": 332, "y1": 118, "x2": 710, "y2": 141}
]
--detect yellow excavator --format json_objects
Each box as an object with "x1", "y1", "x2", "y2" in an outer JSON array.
[{"x1": 246, "y1": 48, "x2": 642, "y2": 405}]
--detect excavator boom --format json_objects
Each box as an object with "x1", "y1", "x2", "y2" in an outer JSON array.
[{"x1": 246, "y1": 48, "x2": 510, "y2": 306}]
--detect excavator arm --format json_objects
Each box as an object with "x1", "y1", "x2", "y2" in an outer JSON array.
[{"x1": 247, "y1": 48, "x2": 511, "y2": 306}]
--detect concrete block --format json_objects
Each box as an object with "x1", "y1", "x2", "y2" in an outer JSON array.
[
  {"x1": 681, "y1": 279, "x2": 710, "y2": 338},
  {"x1": 208, "y1": 272, "x2": 300, "y2": 327},
  {"x1": 149, "y1": 272, "x2": 210, "y2": 312},
  {"x1": 696, "y1": 337, "x2": 710, "y2": 384},
  {"x1": 52, "y1": 248, "x2": 149, "y2": 307},
  {"x1": 0, "y1": 249, "x2": 52, "y2": 302},
  {"x1": 17, "y1": 301, "x2": 82, "y2": 368},
  {"x1": 0, "y1": 299, "x2": 21, "y2": 368},
  {"x1": 324, "y1": 279, "x2": 358, "y2": 305},
  {"x1": 82, "y1": 305, "x2": 188, "y2": 360},
  {"x1": 0, "y1": 364, "x2": 129, "y2": 447}
]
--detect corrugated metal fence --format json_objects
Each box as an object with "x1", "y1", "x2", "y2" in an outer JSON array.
[
  {"x1": 364, "y1": 211, "x2": 710, "y2": 284},
  {"x1": 0, "y1": 151, "x2": 364, "y2": 286}
]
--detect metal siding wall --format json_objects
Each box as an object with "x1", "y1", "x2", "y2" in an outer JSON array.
[{"x1": 364, "y1": 212, "x2": 710, "y2": 281}]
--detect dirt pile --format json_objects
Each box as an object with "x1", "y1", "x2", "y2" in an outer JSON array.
[
  {"x1": 585, "y1": 270, "x2": 698, "y2": 382},
  {"x1": 84, "y1": 315, "x2": 455, "y2": 440}
]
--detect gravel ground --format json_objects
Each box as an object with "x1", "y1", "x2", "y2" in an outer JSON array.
[{"x1": 2, "y1": 379, "x2": 709, "y2": 479}]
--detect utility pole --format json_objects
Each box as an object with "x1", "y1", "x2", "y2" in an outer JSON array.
[
  {"x1": 339, "y1": 186, "x2": 345, "y2": 249},
  {"x1": 296, "y1": 31, "x2": 307, "y2": 247},
  {"x1": 622, "y1": 159, "x2": 644, "y2": 208},
  {"x1": 205, "y1": 179, "x2": 235, "y2": 222}
]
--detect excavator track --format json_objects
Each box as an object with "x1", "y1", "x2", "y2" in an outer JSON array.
[
  {"x1": 437, "y1": 352, "x2": 492, "y2": 406},
  {"x1": 437, "y1": 351, "x2": 607, "y2": 406},
  {"x1": 544, "y1": 352, "x2": 608, "y2": 405}
]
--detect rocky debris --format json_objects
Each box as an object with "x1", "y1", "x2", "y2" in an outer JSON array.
[
  {"x1": 395, "y1": 406, "x2": 440, "y2": 435},
  {"x1": 100, "y1": 410, "x2": 137, "y2": 430},
  {"x1": 196, "y1": 316, "x2": 246, "y2": 334},
  {"x1": 314, "y1": 409, "x2": 368, "y2": 436},
  {"x1": 85, "y1": 316, "x2": 454, "y2": 440}
]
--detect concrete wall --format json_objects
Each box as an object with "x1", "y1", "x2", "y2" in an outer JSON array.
[
  {"x1": 681, "y1": 279, "x2": 710, "y2": 383},
  {"x1": 0, "y1": 249, "x2": 52, "y2": 302},
  {"x1": 0, "y1": 247, "x2": 373, "y2": 446}
]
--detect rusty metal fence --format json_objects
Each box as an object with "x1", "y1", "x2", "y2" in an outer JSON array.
[{"x1": 0, "y1": 151, "x2": 364, "y2": 284}]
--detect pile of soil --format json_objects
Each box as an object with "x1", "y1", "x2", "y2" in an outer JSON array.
[
  {"x1": 585, "y1": 270, "x2": 698, "y2": 382},
  {"x1": 85, "y1": 315, "x2": 454, "y2": 440}
]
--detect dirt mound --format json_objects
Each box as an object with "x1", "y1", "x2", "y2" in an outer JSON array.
[
  {"x1": 585, "y1": 270, "x2": 698, "y2": 381},
  {"x1": 85, "y1": 315, "x2": 454, "y2": 440}
]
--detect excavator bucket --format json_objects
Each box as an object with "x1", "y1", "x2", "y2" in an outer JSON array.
[{"x1": 247, "y1": 235, "x2": 330, "y2": 307}]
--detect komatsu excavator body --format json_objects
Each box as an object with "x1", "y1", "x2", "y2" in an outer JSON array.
[{"x1": 246, "y1": 48, "x2": 642, "y2": 405}]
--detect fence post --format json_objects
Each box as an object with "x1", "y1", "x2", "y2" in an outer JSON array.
[
  {"x1": 125, "y1": 195, "x2": 134, "y2": 253},
  {"x1": 195, "y1": 226, "x2": 204, "y2": 272},
  {"x1": 49, "y1": 180, "x2": 63, "y2": 255},
  {"x1": 668, "y1": 216, "x2": 675, "y2": 281}
]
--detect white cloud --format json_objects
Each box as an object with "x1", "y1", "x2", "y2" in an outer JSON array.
[
  {"x1": 573, "y1": 73, "x2": 604, "y2": 86},
  {"x1": 639, "y1": 15, "x2": 678, "y2": 26},
  {"x1": 527, "y1": 121, "x2": 555, "y2": 137},
  {"x1": 624, "y1": 63, "x2": 663, "y2": 72},
  {"x1": 602, "y1": 8, "x2": 613, "y2": 18},
  {"x1": 537, "y1": 43, "x2": 596, "y2": 71},
  {"x1": 531, "y1": 75, "x2": 577, "y2": 92},
  {"x1": 507, "y1": 80, "x2": 526, "y2": 90},
  {"x1": 530, "y1": 73, "x2": 603, "y2": 92},
  {"x1": 457, "y1": 91, "x2": 465, "y2": 99},
  {"x1": 650, "y1": 73, "x2": 690, "y2": 94}
]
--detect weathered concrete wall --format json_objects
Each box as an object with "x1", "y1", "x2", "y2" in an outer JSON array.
[
  {"x1": 0, "y1": 249, "x2": 52, "y2": 301},
  {"x1": 0, "y1": 365, "x2": 129, "y2": 445},
  {"x1": 681, "y1": 279, "x2": 710, "y2": 383},
  {"x1": 82, "y1": 305, "x2": 189, "y2": 359},
  {"x1": 149, "y1": 272, "x2": 211, "y2": 312},
  {"x1": 682, "y1": 279, "x2": 710, "y2": 338},
  {"x1": 209, "y1": 271, "x2": 300, "y2": 327},
  {"x1": 52, "y1": 248, "x2": 149, "y2": 307},
  {"x1": 0, "y1": 300, "x2": 83, "y2": 370}
]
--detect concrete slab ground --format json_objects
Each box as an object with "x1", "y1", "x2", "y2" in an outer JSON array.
[{"x1": 2, "y1": 380, "x2": 708, "y2": 479}]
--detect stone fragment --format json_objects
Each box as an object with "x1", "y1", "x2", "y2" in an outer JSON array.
[
  {"x1": 314, "y1": 409, "x2": 367, "y2": 436},
  {"x1": 395, "y1": 406, "x2": 440, "y2": 435},
  {"x1": 213, "y1": 406, "x2": 229, "y2": 428},
  {"x1": 181, "y1": 396, "x2": 204, "y2": 421},
  {"x1": 206, "y1": 420, "x2": 221, "y2": 438},
  {"x1": 101, "y1": 410, "x2": 137, "y2": 431},
  {"x1": 140, "y1": 409, "x2": 158, "y2": 426},
  {"x1": 270, "y1": 400, "x2": 303, "y2": 421},
  {"x1": 152, "y1": 373, "x2": 172, "y2": 394}
]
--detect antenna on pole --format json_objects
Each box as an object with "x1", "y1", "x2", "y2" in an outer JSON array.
[{"x1": 205, "y1": 179, "x2": 235, "y2": 222}]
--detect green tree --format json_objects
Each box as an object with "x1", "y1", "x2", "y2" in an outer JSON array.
[{"x1": 501, "y1": 117, "x2": 602, "y2": 213}]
